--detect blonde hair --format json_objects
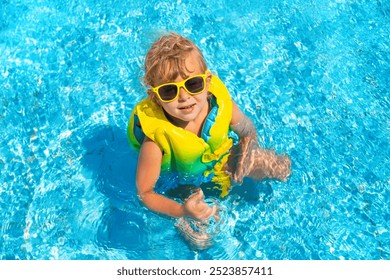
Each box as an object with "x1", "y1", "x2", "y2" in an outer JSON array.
[{"x1": 143, "y1": 33, "x2": 207, "y2": 88}]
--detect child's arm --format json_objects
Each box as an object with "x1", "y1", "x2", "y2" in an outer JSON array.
[
  {"x1": 228, "y1": 101, "x2": 291, "y2": 183},
  {"x1": 136, "y1": 137, "x2": 215, "y2": 220},
  {"x1": 230, "y1": 101, "x2": 258, "y2": 140}
]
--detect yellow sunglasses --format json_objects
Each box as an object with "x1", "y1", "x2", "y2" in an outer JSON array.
[{"x1": 151, "y1": 70, "x2": 210, "y2": 103}]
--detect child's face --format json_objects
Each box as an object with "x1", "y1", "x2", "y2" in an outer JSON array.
[{"x1": 157, "y1": 52, "x2": 211, "y2": 124}]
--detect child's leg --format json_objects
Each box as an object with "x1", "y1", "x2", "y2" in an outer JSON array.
[{"x1": 227, "y1": 137, "x2": 291, "y2": 183}]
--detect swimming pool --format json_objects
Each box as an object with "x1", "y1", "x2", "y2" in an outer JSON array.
[{"x1": 1, "y1": 0, "x2": 389, "y2": 260}]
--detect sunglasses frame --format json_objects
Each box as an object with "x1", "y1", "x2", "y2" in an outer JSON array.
[{"x1": 151, "y1": 70, "x2": 211, "y2": 103}]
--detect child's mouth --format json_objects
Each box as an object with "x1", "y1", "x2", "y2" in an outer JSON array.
[{"x1": 179, "y1": 104, "x2": 195, "y2": 111}]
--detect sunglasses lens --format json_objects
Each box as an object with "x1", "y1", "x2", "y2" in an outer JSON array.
[
  {"x1": 185, "y1": 77, "x2": 204, "y2": 93},
  {"x1": 156, "y1": 75, "x2": 206, "y2": 102},
  {"x1": 158, "y1": 85, "x2": 178, "y2": 101}
]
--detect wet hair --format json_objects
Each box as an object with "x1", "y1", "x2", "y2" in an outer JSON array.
[{"x1": 143, "y1": 32, "x2": 207, "y2": 89}]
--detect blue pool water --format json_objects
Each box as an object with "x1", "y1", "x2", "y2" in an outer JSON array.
[{"x1": 1, "y1": 0, "x2": 389, "y2": 260}]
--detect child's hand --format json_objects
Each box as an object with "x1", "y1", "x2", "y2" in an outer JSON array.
[
  {"x1": 183, "y1": 188, "x2": 216, "y2": 221},
  {"x1": 272, "y1": 154, "x2": 291, "y2": 182},
  {"x1": 175, "y1": 217, "x2": 214, "y2": 250}
]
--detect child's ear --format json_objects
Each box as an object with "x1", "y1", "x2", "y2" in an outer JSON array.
[
  {"x1": 206, "y1": 70, "x2": 212, "y2": 81},
  {"x1": 205, "y1": 72, "x2": 212, "y2": 89},
  {"x1": 206, "y1": 70, "x2": 212, "y2": 82}
]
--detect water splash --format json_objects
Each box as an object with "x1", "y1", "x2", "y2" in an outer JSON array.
[{"x1": 175, "y1": 198, "x2": 227, "y2": 251}]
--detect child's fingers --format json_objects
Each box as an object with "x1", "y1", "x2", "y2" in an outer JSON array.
[
  {"x1": 204, "y1": 205, "x2": 217, "y2": 220},
  {"x1": 196, "y1": 188, "x2": 204, "y2": 200}
]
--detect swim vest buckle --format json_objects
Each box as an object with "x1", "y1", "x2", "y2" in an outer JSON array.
[{"x1": 201, "y1": 138, "x2": 233, "y2": 163}]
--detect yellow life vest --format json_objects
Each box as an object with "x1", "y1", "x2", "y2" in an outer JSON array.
[{"x1": 128, "y1": 75, "x2": 234, "y2": 197}]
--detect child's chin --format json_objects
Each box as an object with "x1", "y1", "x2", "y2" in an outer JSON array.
[{"x1": 176, "y1": 112, "x2": 198, "y2": 122}]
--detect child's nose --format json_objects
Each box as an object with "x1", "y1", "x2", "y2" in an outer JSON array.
[{"x1": 178, "y1": 86, "x2": 191, "y2": 100}]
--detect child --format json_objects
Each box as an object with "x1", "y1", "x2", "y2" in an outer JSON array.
[{"x1": 128, "y1": 32, "x2": 291, "y2": 224}]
